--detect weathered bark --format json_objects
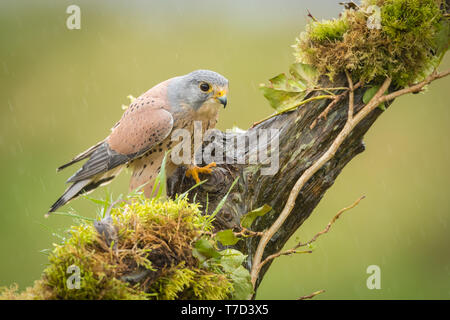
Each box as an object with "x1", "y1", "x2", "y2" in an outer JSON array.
[{"x1": 168, "y1": 73, "x2": 390, "y2": 291}]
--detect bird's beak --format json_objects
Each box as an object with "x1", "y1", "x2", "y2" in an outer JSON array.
[
  {"x1": 217, "y1": 95, "x2": 227, "y2": 108},
  {"x1": 215, "y1": 90, "x2": 227, "y2": 108}
]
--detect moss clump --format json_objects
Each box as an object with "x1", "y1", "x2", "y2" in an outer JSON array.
[
  {"x1": 151, "y1": 262, "x2": 233, "y2": 300},
  {"x1": 308, "y1": 18, "x2": 350, "y2": 42},
  {"x1": 1, "y1": 195, "x2": 250, "y2": 300},
  {"x1": 294, "y1": 0, "x2": 448, "y2": 86}
]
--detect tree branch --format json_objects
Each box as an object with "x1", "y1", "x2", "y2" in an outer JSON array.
[
  {"x1": 167, "y1": 68, "x2": 450, "y2": 294},
  {"x1": 250, "y1": 75, "x2": 391, "y2": 286}
]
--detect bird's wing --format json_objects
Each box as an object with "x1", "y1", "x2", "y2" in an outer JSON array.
[
  {"x1": 57, "y1": 140, "x2": 105, "y2": 172},
  {"x1": 67, "y1": 106, "x2": 173, "y2": 183}
]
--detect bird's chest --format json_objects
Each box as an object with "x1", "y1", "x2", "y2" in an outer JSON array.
[
  {"x1": 193, "y1": 102, "x2": 220, "y2": 126},
  {"x1": 130, "y1": 104, "x2": 219, "y2": 169},
  {"x1": 173, "y1": 104, "x2": 219, "y2": 140},
  {"x1": 128, "y1": 103, "x2": 220, "y2": 193}
]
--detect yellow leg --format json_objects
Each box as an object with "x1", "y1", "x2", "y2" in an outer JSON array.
[{"x1": 185, "y1": 162, "x2": 217, "y2": 183}]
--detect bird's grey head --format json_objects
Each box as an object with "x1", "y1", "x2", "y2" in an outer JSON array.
[{"x1": 167, "y1": 69, "x2": 229, "y2": 112}]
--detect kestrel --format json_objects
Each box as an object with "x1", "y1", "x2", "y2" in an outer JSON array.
[{"x1": 47, "y1": 70, "x2": 228, "y2": 216}]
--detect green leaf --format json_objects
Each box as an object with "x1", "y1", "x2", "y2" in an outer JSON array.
[
  {"x1": 193, "y1": 239, "x2": 221, "y2": 260},
  {"x1": 151, "y1": 151, "x2": 168, "y2": 199},
  {"x1": 218, "y1": 249, "x2": 253, "y2": 300},
  {"x1": 229, "y1": 266, "x2": 253, "y2": 300},
  {"x1": 259, "y1": 87, "x2": 306, "y2": 112},
  {"x1": 434, "y1": 19, "x2": 450, "y2": 56},
  {"x1": 363, "y1": 85, "x2": 387, "y2": 111},
  {"x1": 216, "y1": 229, "x2": 240, "y2": 246},
  {"x1": 241, "y1": 204, "x2": 272, "y2": 229},
  {"x1": 378, "y1": 103, "x2": 386, "y2": 111},
  {"x1": 362, "y1": 85, "x2": 378, "y2": 104},
  {"x1": 177, "y1": 179, "x2": 207, "y2": 201},
  {"x1": 82, "y1": 195, "x2": 108, "y2": 206},
  {"x1": 268, "y1": 73, "x2": 289, "y2": 90},
  {"x1": 260, "y1": 63, "x2": 319, "y2": 113},
  {"x1": 207, "y1": 177, "x2": 239, "y2": 222},
  {"x1": 287, "y1": 79, "x2": 307, "y2": 92},
  {"x1": 268, "y1": 73, "x2": 306, "y2": 92},
  {"x1": 128, "y1": 181, "x2": 150, "y2": 198},
  {"x1": 289, "y1": 63, "x2": 319, "y2": 87},
  {"x1": 219, "y1": 249, "x2": 246, "y2": 273}
]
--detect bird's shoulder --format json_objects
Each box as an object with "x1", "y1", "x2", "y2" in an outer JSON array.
[
  {"x1": 111, "y1": 79, "x2": 174, "y2": 129},
  {"x1": 126, "y1": 79, "x2": 173, "y2": 115},
  {"x1": 108, "y1": 106, "x2": 173, "y2": 156}
]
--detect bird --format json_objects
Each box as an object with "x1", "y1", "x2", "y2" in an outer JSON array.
[{"x1": 47, "y1": 69, "x2": 229, "y2": 216}]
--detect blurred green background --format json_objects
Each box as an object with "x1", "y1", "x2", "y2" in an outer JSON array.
[{"x1": 0, "y1": 0, "x2": 449, "y2": 299}]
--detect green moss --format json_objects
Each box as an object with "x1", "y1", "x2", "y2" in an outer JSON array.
[
  {"x1": 308, "y1": 18, "x2": 350, "y2": 42},
  {"x1": 1, "y1": 195, "x2": 251, "y2": 300},
  {"x1": 151, "y1": 263, "x2": 232, "y2": 300},
  {"x1": 294, "y1": 0, "x2": 448, "y2": 86}
]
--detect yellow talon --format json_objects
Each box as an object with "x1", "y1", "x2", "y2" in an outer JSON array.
[{"x1": 186, "y1": 162, "x2": 217, "y2": 183}]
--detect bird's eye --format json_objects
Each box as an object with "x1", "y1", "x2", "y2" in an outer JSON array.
[{"x1": 199, "y1": 82, "x2": 211, "y2": 92}]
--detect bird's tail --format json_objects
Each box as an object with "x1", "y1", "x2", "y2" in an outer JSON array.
[
  {"x1": 57, "y1": 140, "x2": 104, "y2": 172},
  {"x1": 46, "y1": 179, "x2": 92, "y2": 217},
  {"x1": 46, "y1": 175, "x2": 116, "y2": 217}
]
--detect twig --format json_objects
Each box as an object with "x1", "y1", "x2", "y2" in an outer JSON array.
[
  {"x1": 252, "y1": 95, "x2": 334, "y2": 128},
  {"x1": 298, "y1": 289, "x2": 325, "y2": 300},
  {"x1": 378, "y1": 70, "x2": 450, "y2": 104},
  {"x1": 202, "y1": 226, "x2": 264, "y2": 241},
  {"x1": 235, "y1": 226, "x2": 264, "y2": 238},
  {"x1": 345, "y1": 70, "x2": 354, "y2": 117},
  {"x1": 251, "y1": 77, "x2": 388, "y2": 286},
  {"x1": 310, "y1": 81, "x2": 361, "y2": 129},
  {"x1": 339, "y1": 1, "x2": 360, "y2": 10},
  {"x1": 256, "y1": 249, "x2": 313, "y2": 273},
  {"x1": 251, "y1": 75, "x2": 384, "y2": 287},
  {"x1": 250, "y1": 68, "x2": 450, "y2": 289},
  {"x1": 256, "y1": 195, "x2": 365, "y2": 275},
  {"x1": 299, "y1": 195, "x2": 365, "y2": 247},
  {"x1": 310, "y1": 95, "x2": 343, "y2": 129},
  {"x1": 307, "y1": 9, "x2": 318, "y2": 22}
]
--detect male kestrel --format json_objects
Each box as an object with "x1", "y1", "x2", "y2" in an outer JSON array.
[{"x1": 47, "y1": 70, "x2": 228, "y2": 216}]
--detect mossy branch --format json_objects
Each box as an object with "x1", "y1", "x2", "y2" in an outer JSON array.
[
  {"x1": 168, "y1": 0, "x2": 449, "y2": 293},
  {"x1": 250, "y1": 68, "x2": 449, "y2": 286}
]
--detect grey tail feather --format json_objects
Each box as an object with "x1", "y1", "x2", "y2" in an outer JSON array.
[
  {"x1": 46, "y1": 179, "x2": 91, "y2": 217},
  {"x1": 46, "y1": 176, "x2": 116, "y2": 217},
  {"x1": 57, "y1": 140, "x2": 105, "y2": 172}
]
